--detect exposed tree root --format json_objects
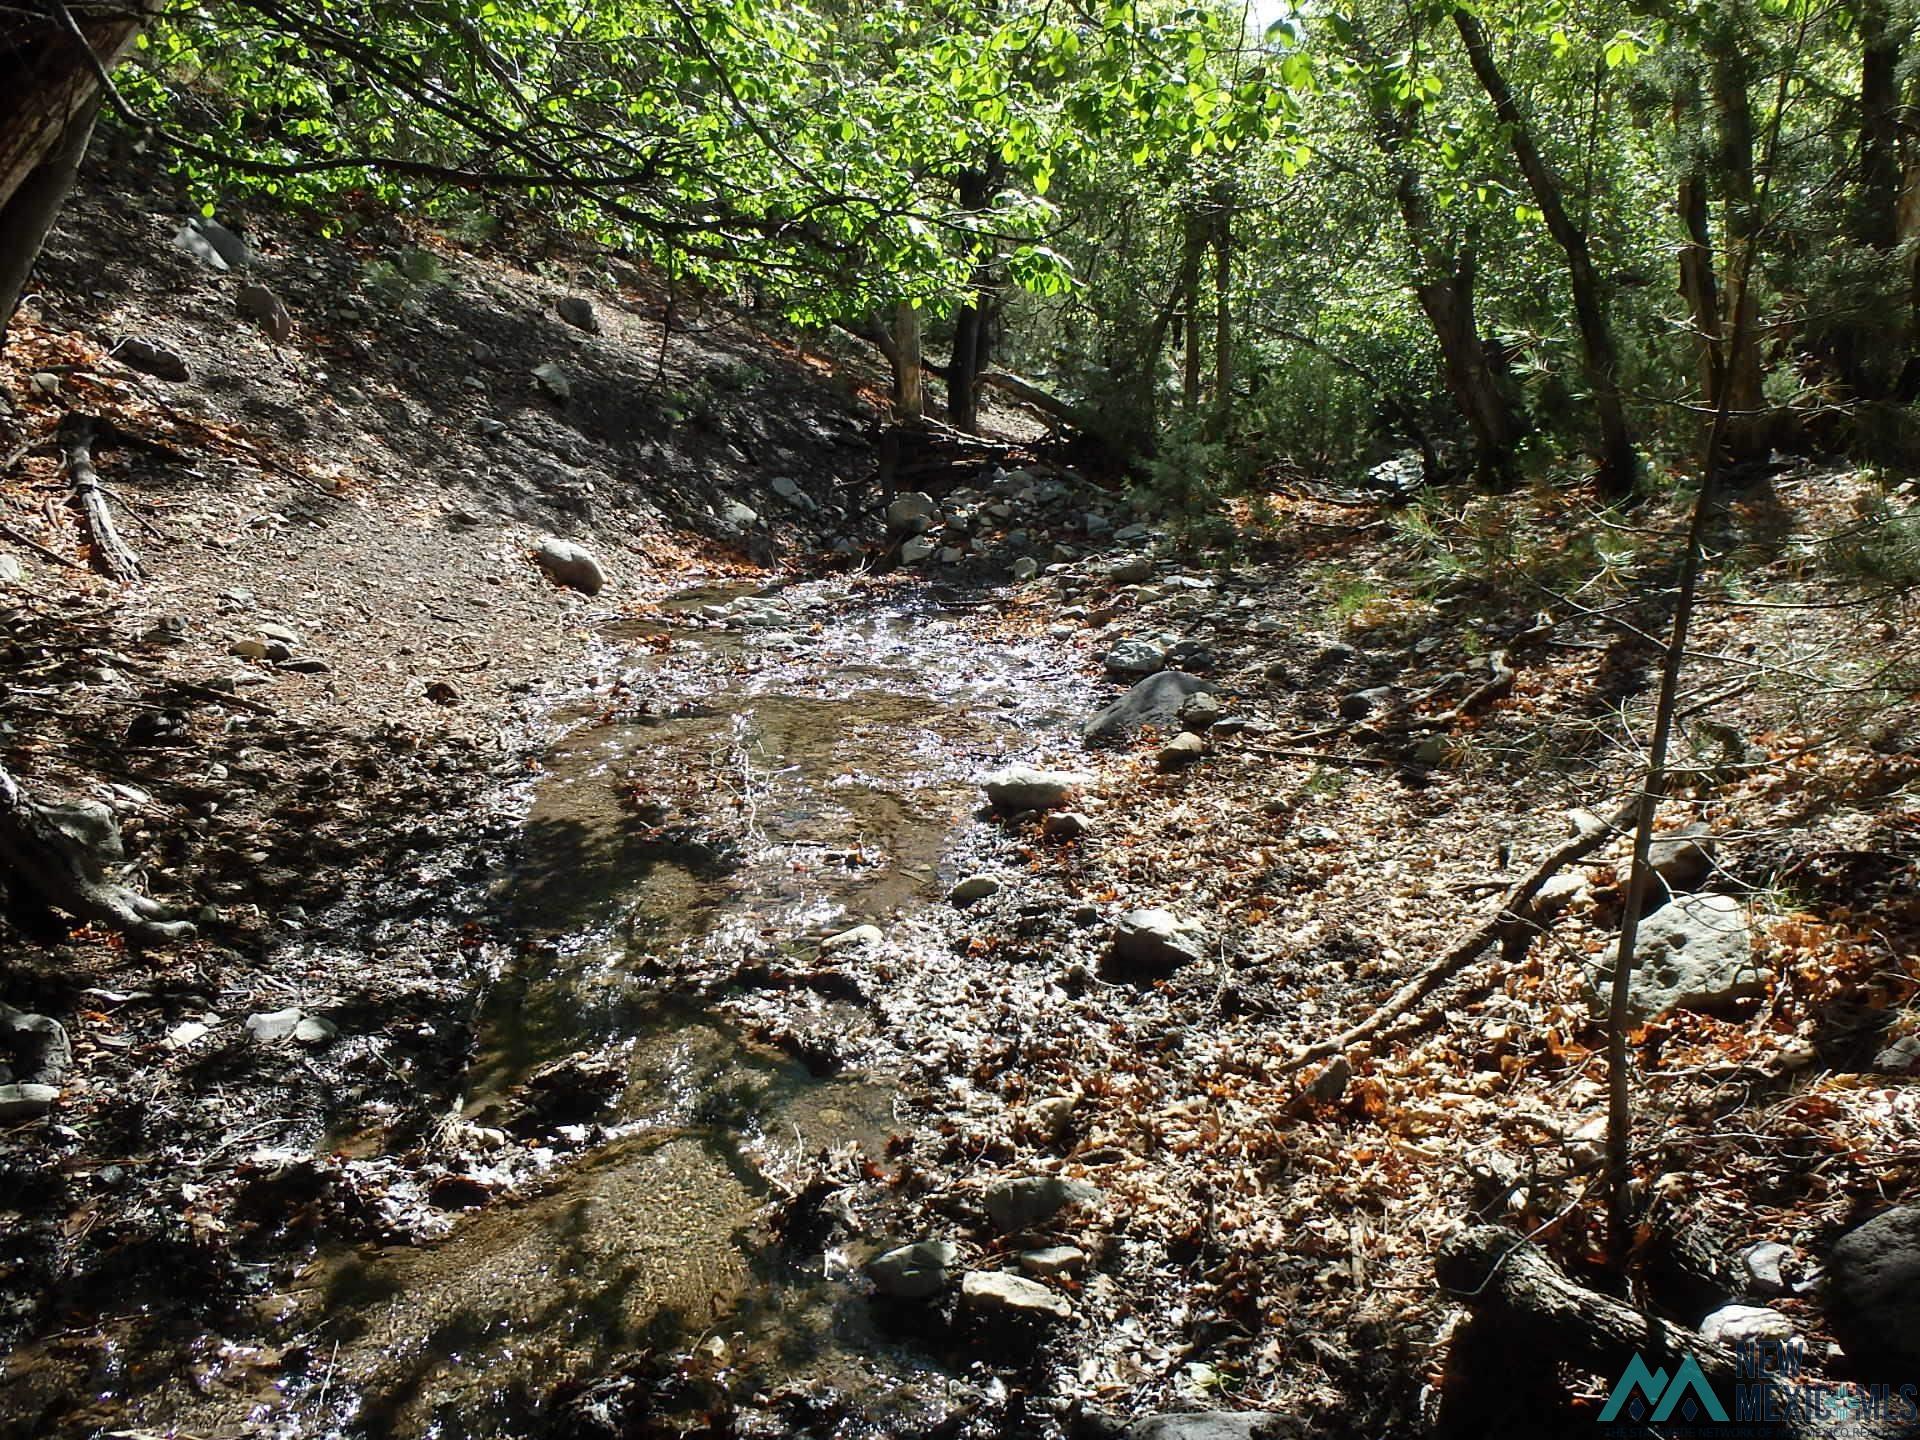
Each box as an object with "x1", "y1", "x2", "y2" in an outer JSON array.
[
  {"x1": 0, "y1": 761, "x2": 193, "y2": 943},
  {"x1": 60, "y1": 412, "x2": 143, "y2": 580}
]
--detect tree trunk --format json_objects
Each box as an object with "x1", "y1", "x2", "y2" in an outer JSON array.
[
  {"x1": 946, "y1": 166, "x2": 999, "y2": 434},
  {"x1": 0, "y1": 0, "x2": 154, "y2": 348},
  {"x1": 1179, "y1": 207, "x2": 1205, "y2": 417},
  {"x1": 1356, "y1": 38, "x2": 1521, "y2": 482},
  {"x1": 1855, "y1": 0, "x2": 1903, "y2": 252},
  {"x1": 1207, "y1": 201, "x2": 1233, "y2": 440},
  {"x1": 1673, "y1": 66, "x2": 1724, "y2": 425},
  {"x1": 1706, "y1": 18, "x2": 1770, "y2": 462},
  {"x1": 892, "y1": 300, "x2": 922, "y2": 421},
  {"x1": 1453, "y1": 6, "x2": 1636, "y2": 499}
]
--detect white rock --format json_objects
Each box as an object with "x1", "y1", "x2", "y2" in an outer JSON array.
[
  {"x1": 950, "y1": 874, "x2": 1002, "y2": 906},
  {"x1": 533, "y1": 537, "x2": 607, "y2": 594},
  {"x1": 821, "y1": 924, "x2": 883, "y2": 954},
  {"x1": 1107, "y1": 909, "x2": 1209, "y2": 972},
  {"x1": 869, "y1": 1240, "x2": 960, "y2": 1299},
  {"x1": 1700, "y1": 1304, "x2": 1795, "y2": 1346},
  {"x1": 982, "y1": 765, "x2": 1092, "y2": 812},
  {"x1": 1018, "y1": 1245, "x2": 1088, "y2": 1278},
  {"x1": 1011, "y1": 556, "x2": 1040, "y2": 581},
  {"x1": 961, "y1": 1270, "x2": 1071, "y2": 1319}
]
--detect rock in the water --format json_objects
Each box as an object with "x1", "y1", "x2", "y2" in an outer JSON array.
[
  {"x1": 533, "y1": 537, "x2": 607, "y2": 594},
  {"x1": 1011, "y1": 556, "x2": 1040, "y2": 582},
  {"x1": 115, "y1": 337, "x2": 190, "y2": 381},
  {"x1": 1018, "y1": 1245, "x2": 1087, "y2": 1278},
  {"x1": 1158, "y1": 732, "x2": 1205, "y2": 769},
  {"x1": 1827, "y1": 1205, "x2": 1920, "y2": 1374},
  {"x1": 1591, "y1": 894, "x2": 1766, "y2": 1020},
  {"x1": 557, "y1": 296, "x2": 600, "y2": 332},
  {"x1": 821, "y1": 923, "x2": 883, "y2": 954},
  {"x1": 901, "y1": 535, "x2": 936, "y2": 564},
  {"x1": 885, "y1": 492, "x2": 938, "y2": 535},
  {"x1": 983, "y1": 765, "x2": 1091, "y2": 812},
  {"x1": 1699, "y1": 1304, "x2": 1794, "y2": 1346},
  {"x1": 1104, "y1": 638, "x2": 1167, "y2": 678},
  {"x1": 1106, "y1": 908, "x2": 1209, "y2": 974},
  {"x1": 1042, "y1": 811, "x2": 1090, "y2": 841},
  {"x1": 1121, "y1": 1416, "x2": 1272, "y2": 1440},
  {"x1": 1649, "y1": 823, "x2": 1717, "y2": 891},
  {"x1": 0, "y1": 1083, "x2": 59, "y2": 1121},
  {"x1": 960, "y1": 1270, "x2": 1071, "y2": 1319},
  {"x1": 984, "y1": 1175, "x2": 1101, "y2": 1233},
  {"x1": 868, "y1": 1240, "x2": 960, "y2": 1299},
  {"x1": 236, "y1": 283, "x2": 293, "y2": 341},
  {"x1": 1084, "y1": 671, "x2": 1217, "y2": 747},
  {"x1": 950, "y1": 874, "x2": 1002, "y2": 906}
]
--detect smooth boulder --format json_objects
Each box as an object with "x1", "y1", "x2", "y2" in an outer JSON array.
[
  {"x1": 960, "y1": 1270, "x2": 1070, "y2": 1319},
  {"x1": 533, "y1": 537, "x2": 607, "y2": 594},
  {"x1": 869, "y1": 1239, "x2": 960, "y2": 1299},
  {"x1": 1083, "y1": 671, "x2": 1217, "y2": 747},
  {"x1": 984, "y1": 1175, "x2": 1101, "y2": 1233},
  {"x1": 1827, "y1": 1205, "x2": 1920, "y2": 1374},
  {"x1": 982, "y1": 765, "x2": 1091, "y2": 812}
]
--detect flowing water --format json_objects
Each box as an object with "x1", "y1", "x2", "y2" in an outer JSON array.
[{"x1": 159, "y1": 577, "x2": 1087, "y2": 1437}]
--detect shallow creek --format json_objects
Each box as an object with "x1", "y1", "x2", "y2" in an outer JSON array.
[{"x1": 218, "y1": 578, "x2": 1084, "y2": 1436}]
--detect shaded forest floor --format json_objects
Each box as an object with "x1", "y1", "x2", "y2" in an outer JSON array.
[{"x1": 2, "y1": 159, "x2": 1918, "y2": 1439}]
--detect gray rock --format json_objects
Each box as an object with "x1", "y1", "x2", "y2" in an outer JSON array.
[
  {"x1": 1741, "y1": 1241, "x2": 1794, "y2": 1297},
  {"x1": 0, "y1": 555, "x2": 21, "y2": 586},
  {"x1": 1179, "y1": 692, "x2": 1225, "y2": 730},
  {"x1": 984, "y1": 1174, "x2": 1101, "y2": 1232},
  {"x1": 721, "y1": 500, "x2": 759, "y2": 528},
  {"x1": 257, "y1": 622, "x2": 301, "y2": 646},
  {"x1": 1827, "y1": 1205, "x2": 1920, "y2": 1373},
  {"x1": 1699, "y1": 1304, "x2": 1794, "y2": 1346},
  {"x1": 961, "y1": 1270, "x2": 1070, "y2": 1319},
  {"x1": 1338, "y1": 686, "x2": 1393, "y2": 720},
  {"x1": 1159, "y1": 732, "x2": 1205, "y2": 769},
  {"x1": 0, "y1": 1083, "x2": 59, "y2": 1122},
  {"x1": 1025, "y1": 1093, "x2": 1078, "y2": 1144},
  {"x1": 115, "y1": 337, "x2": 190, "y2": 381},
  {"x1": 770, "y1": 475, "x2": 813, "y2": 510},
  {"x1": 534, "y1": 537, "x2": 607, "y2": 594},
  {"x1": 1112, "y1": 523, "x2": 1151, "y2": 544},
  {"x1": 171, "y1": 222, "x2": 230, "y2": 271},
  {"x1": 1106, "y1": 909, "x2": 1209, "y2": 973},
  {"x1": 1873, "y1": 1033, "x2": 1920, "y2": 1075},
  {"x1": 1084, "y1": 672, "x2": 1217, "y2": 748},
  {"x1": 937, "y1": 546, "x2": 965, "y2": 565},
  {"x1": 821, "y1": 924, "x2": 883, "y2": 954},
  {"x1": 1165, "y1": 640, "x2": 1217, "y2": 672},
  {"x1": 1591, "y1": 894, "x2": 1767, "y2": 1020},
  {"x1": 236, "y1": 283, "x2": 293, "y2": 342},
  {"x1": 1104, "y1": 638, "x2": 1166, "y2": 678},
  {"x1": 532, "y1": 362, "x2": 572, "y2": 402},
  {"x1": 950, "y1": 874, "x2": 1002, "y2": 906},
  {"x1": 557, "y1": 296, "x2": 600, "y2": 332},
  {"x1": 1011, "y1": 556, "x2": 1040, "y2": 581},
  {"x1": 1018, "y1": 1245, "x2": 1087, "y2": 1278},
  {"x1": 869, "y1": 1240, "x2": 960, "y2": 1299},
  {"x1": 886, "y1": 492, "x2": 938, "y2": 535},
  {"x1": 1109, "y1": 557, "x2": 1155, "y2": 584},
  {"x1": 191, "y1": 217, "x2": 252, "y2": 268},
  {"x1": 245, "y1": 1008, "x2": 338, "y2": 1045},
  {"x1": 1649, "y1": 823, "x2": 1717, "y2": 891},
  {"x1": 277, "y1": 657, "x2": 330, "y2": 674},
  {"x1": 983, "y1": 766, "x2": 1091, "y2": 812},
  {"x1": 1121, "y1": 1416, "x2": 1272, "y2": 1440},
  {"x1": 1042, "y1": 811, "x2": 1090, "y2": 841},
  {"x1": 0, "y1": 1004, "x2": 71, "y2": 1085},
  {"x1": 901, "y1": 536, "x2": 936, "y2": 564}
]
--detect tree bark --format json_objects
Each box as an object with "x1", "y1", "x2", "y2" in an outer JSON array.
[
  {"x1": 1706, "y1": 17, "x2": 1770, "y2": 462},
  {"x1": 1207, "y1": 200, "x2": 1233, "y2": 440},
  {"x1": 1453, "y1": 6, "x2": 1636, "y2": 499},
  {"x1": 1179, "y1": 206, "x2": 1205, "y2": 417},
  {"x1": 1673, "y1": 66, "x2": 1724, "y2": 425},
  {"x1": 892, "y1": 300, "x2": 923, "y2": 421},
  {"x1": 1855, "y1": 0, "x2": 1904, "y2": 252},
  {"x1": 0, "y1": 0, "x2": 155, "y2": 347},
  {"x1": 62, "y1": 413, "x2": 143, "y2": 580}
]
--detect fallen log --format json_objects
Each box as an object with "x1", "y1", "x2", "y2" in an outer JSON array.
[
  {"x1": 0, "y1": 760, "x2": 193, "y2": 944},
  {"x1": 1278, "y1": 796, "x2": 1636, "y2": 1073},
  {"x1": 1436, "y1": 1225, "x2": 1915, "y2": 1440},
  {"x1": 60, "y1": 413, "x2": 142, "y2": 580}
]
